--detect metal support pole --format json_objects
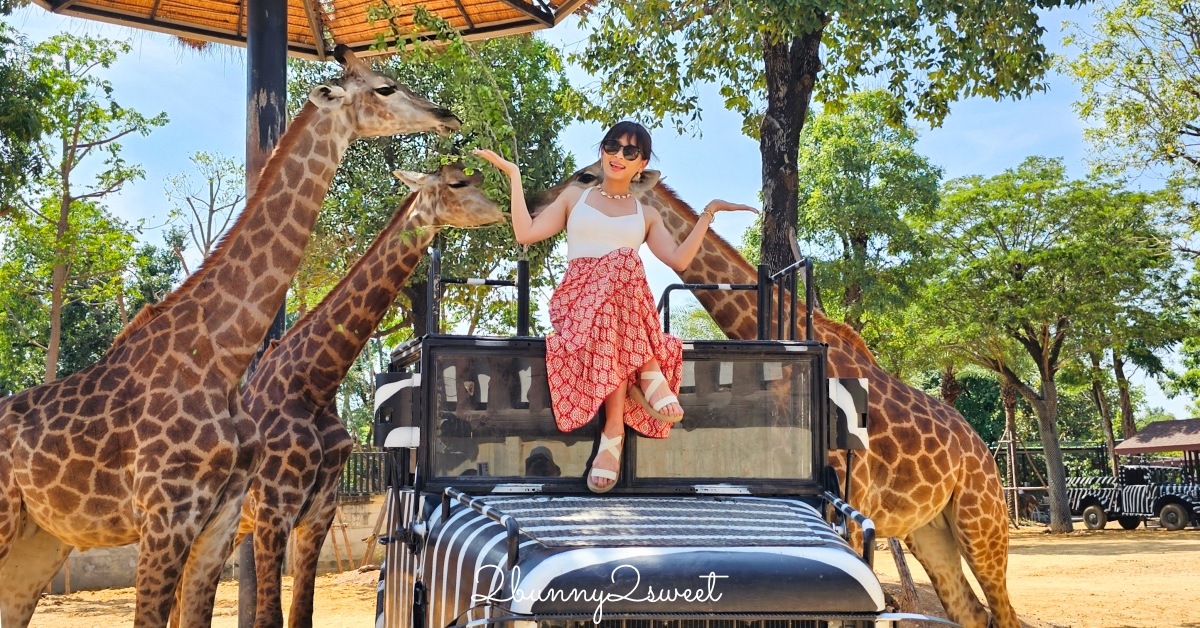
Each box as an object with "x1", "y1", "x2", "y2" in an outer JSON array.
[
  {"x1": 661, "y1": 289, "x2": 671, "y2": 334},
  {"x1": 427, "y1": 250, "x2": 441, "y2": 335},
  {"x1": 804, "y1": 259, "x2": 815, "y2": 342},
  {"x1": 240, "y1": 0, "x2": 288, "y2": 625},
  {"x1": 788, "y1": 265, "x2": 798, "y2": 341},
  {"x1": 516, "y1": 259, "x2": 529, "y2": 336},
  {"x1": 756, "y1": 264, "x2": 771, "y2": 340}
]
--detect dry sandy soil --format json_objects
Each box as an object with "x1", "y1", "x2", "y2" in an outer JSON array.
[{"x1": 29, "y1": 523, "x2": 1200, "y2": 628}]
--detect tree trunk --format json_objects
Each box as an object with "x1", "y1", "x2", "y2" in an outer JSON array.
[
  {"x1": 758, "y1": 23, "x2": 825, "y2": 280},
  {"x1": 1026, "y1": 376, "x2": 1073, "y2": 532},
  {"x1": 1112, "y1": 348, "x2": 1136, "y2": 438},
  {"x1": 405, "y1": 279, "x2": 430, "y2": 338},
  {"x1": 1088, "y1": 352, "x2": 1119, "y2": 476},
  {"x1": 45, "y1": 190, "x2": 72, "y2": 384},
  {"x1": 1001, "y1": 381, "x2": 1020, "y2": 522}
]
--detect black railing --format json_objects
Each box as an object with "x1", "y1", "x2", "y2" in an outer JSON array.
[
  {"x1": 338, "y1": 451, "x2": 388, "y2": 496},
  {"x1": 657, "y1": 259, "x2": 815, "y2": 342},
  {"x1": 427, "y1": 249, "x2": 531, "y2": 336}
]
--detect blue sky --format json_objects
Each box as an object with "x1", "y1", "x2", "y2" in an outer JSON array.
[{"x1": 8, "y1": 4, "x2": 1191, "y2": 418}]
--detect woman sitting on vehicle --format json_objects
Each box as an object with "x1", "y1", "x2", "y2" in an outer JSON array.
[{"x1": 474, "y1": 122, "x2": 756, "y2": 492}]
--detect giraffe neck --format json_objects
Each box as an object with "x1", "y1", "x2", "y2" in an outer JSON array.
[
  {"x1": 246, "y1": 192, "x2": 438, "y2": 404},
  {"x1": 125, "y1": 103, "x2": 355, "y2": 382},
  {"x1": 650, "y1": 183, "x2": 878, "y2": 369}
]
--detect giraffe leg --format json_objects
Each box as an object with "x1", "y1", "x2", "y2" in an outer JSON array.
[
  {"x1": 252, "y1": 506, "x2": 298, "y2": 628},
  {"x1": 0, "y1": 524, "x2": 72, "y2": 628},
  {"x1": 134, "y1": 510, "x2": 206, "y2": 628},
  {"x1": 904, "y1": 510, "x2": 989, "y2": 628},
  {"x1": 287, "y1": 503, "x2": 338, "y2": 628},
  {"x1": 174, "y1": 488, "x2": 250, "y2": 628},
  {"x1": 948, "y1": 486, "x2": 1020, "y2": 628}
]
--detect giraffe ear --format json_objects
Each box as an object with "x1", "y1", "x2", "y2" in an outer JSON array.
[
  {"x1": 309, "y1": 84, "x2": 347, "y2": 109},
  {"x1": 633, "y1": 169, "x2": 661, "y2": 192},
  {"x1": 393, "y1": 170, "x2": 426, "y2": 190}
]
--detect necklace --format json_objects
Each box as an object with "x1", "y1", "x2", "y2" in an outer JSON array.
[{"x1": 596, "y1": 186, "x2": 633, "y2": 200}]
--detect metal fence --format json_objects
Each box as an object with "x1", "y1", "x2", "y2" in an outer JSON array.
[{"x1": 338, "y1": 451, "x2": 388, "y2": 496}]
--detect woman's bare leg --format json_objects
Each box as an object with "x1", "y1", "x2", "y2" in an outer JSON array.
[
  {"x1": 638, "y1": 358, "x2": 683, "y2": 416},
  {"x1": 593, "y1": 381, "x2": 628, "y2": 490}
]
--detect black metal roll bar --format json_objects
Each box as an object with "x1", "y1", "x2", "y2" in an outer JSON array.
[
  {"x1": 427, "y1": 249, "x2": 531, "y2": 336},
  {"x1": 657, "y1": 259, "x2": 816, "y2": 341}
]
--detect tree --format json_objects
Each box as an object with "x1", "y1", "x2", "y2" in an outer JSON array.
[
  {"x1": 1066, "y1": 0, "x2": 1200, "y2": 180},
  {"x1": 743, "y1": 89, "x2": 940, "y2": 337},
  {"x1": 924, "y1": 156, "x2": 1177, "y2": 532},
  {"x1": 165, "y1": 151, "x2": 246, "y2": 274},
  {"x1": 570, "y1": 0, "x2": 1086, "y2": 274},
  {"x1": 10, "y1": 34, "x2": 166, "y2": 382},
  {"x1": 0, "y1": 9, "x2": 50, "y2": 211}
]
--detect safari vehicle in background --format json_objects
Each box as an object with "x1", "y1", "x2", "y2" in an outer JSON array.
[
  {"x1": 1068, "y1": 464, "x2": 1200, "y2": 531},
  {"x1": 371, "y1": 251, "x2": 956, "y2": 628}
]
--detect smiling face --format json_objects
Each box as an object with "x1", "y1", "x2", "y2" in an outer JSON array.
[{"x1": 600, "y1": 133, "x2": 650, "y2": 184}]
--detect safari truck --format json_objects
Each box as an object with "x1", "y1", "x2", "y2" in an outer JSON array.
[{"x1": 371, "y1": 251, "x2": 956, "y2": 628}]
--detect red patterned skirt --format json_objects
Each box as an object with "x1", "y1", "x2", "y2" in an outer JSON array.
[{"x1": 546, "y1": 248, "x2": 683, "y2": 439}]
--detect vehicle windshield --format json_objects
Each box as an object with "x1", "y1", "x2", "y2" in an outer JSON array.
[{"x1": 429, "y1": 348, "x2": 817, "y2": 484}]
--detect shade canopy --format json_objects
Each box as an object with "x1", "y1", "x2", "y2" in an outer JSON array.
[
  {"x1": 33, "y1": 0, "x2": 589, "y2": 59},
  {"x1": 1114, "y1": 418, "x2": 1200, "y2": 455}
]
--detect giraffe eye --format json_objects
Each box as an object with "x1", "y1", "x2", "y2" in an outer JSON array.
[
  {"x1": 375, "y1": 85, "x2": 397, "y2": 96},
  {"x1": 448, "y1": 181, "x2": 468, "y2": 189},
  {"x1": 577, "y1": 173, "x2": 597, "y2": 184}
]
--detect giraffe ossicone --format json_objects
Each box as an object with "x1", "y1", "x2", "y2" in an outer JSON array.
[
  {"x1": 531, "y1": 162, "x2": 1020, "y2": 628},
  {"x1": 0, "y1": 47, "x2": 461, "y2": 628}
]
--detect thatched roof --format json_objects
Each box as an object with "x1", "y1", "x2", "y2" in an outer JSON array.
[
  {"x1": 1114, "y1": 418, "x2": 1200, "y2": 455},
  {"x1": 32, "y1": 0, "x2": 591, "y2": 60}
]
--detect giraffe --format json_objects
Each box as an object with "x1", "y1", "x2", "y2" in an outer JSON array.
[
  {"x1": 0, "y1": 46, "x2": 460, "y2": 628},
  {"x1": 531, "y1": 163, "x2": 1018, "y2": 628},
  {"x1": 224, "y1": 163, "x2": 502, "y2": 628}
]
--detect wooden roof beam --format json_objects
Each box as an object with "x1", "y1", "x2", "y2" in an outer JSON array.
[
  {"x1": 554, "y1": 0, "x2": 590, "y2": 24},
  {"x1": 452, "y1": 0, "x2": 475, "y2": 31},
  {"x1": 300, "y1": 0, "x2": 327, "y2": 60},
  {"x1": 148, "y1": 0, "x2": 164, "y2": 20},
  {"x1": 49, "y1": 0, "x2": 83, "y2": 13},
  {"x1": 495, "y1": 0, "x2": 552, "y2": 27}
]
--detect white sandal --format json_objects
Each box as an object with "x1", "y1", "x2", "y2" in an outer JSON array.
[
  {"x1": 629, "y1": 370, "x2": 684, "y2": 424},
  {"x1": 586, "y1": 432, "x2": 623, "y2": 493}
]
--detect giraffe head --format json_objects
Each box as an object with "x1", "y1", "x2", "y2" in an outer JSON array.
[
  {"x1": 392, "y1": 163, "x2": 504, "y2": 228},
  {"x1": 308, "y1": 45, "x2": 461, "y2": 137},
  {"x1": 528, "y1": 160, "x2": 662, "y2": 217}
]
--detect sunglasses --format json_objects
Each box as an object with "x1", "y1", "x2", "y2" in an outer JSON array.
[{"x1": 601, "y1": 139, "x2": 644, "y2": 161}]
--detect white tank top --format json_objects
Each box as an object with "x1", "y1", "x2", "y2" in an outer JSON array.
[{"x1": 565, "y1": 187, "x2": 647, "y2": 260}]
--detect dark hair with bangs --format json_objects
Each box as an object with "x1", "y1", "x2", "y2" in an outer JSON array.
[{"x1": 599, "y1": 121, "x2": 653, "y2": 162}]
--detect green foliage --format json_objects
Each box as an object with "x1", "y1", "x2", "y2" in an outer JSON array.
[
  {"x1": 0, "y1": 201, "x2": 135, "y2": 390},
  {"x1": 0, "y1": 33, "x2": 166, "y2": 384},
  {"x1": 1065, "y1": 0, "x2": 1200, "y2": 180},
  {"x1": 668, "y1": 303, "x2": 726, "y2": 341},
  {"x1": 568, "y1": 0, "x2": 1086, "y2": 136},
  {"x1": 924, "y1": 156, "x2": 1178, "y2": 377},
  {"x1": 0, "y1": 19, "x2": 49, "y2": 209}
]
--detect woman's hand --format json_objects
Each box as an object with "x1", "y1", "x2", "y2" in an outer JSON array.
[
  {"x1": 704, "y1": 199, "x2": 759, "y2": 216},
  {"x1": 473, "y1": 148, "x2": 521, "y2": 177}
]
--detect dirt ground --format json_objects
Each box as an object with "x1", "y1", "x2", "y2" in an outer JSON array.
[
  {"x1": 874, "y1": 522, "x2": 1200, "y2": 628},
  {"x1": 29, "y1": 523, "x2": 1200, "y2": 628}
]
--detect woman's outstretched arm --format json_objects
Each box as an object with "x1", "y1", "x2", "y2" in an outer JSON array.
[
  {"x1": 645, "y1": 199, "x2": 758, "y2": 271},
  {"x1": 474, "y1": 148, "x2": 571, "y2": 245}
]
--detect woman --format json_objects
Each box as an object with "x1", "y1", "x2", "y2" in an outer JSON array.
[{"x1": 474, "y1": 122, "x2": 756, "y2": 492}]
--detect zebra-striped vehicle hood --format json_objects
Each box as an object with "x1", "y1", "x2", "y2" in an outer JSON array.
[{"x1": 418, "y1": 494, "x2": 884, "y2": 625}]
